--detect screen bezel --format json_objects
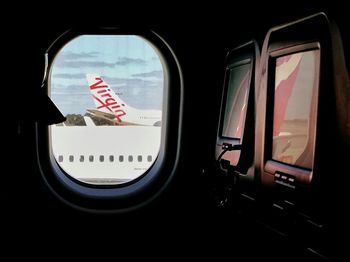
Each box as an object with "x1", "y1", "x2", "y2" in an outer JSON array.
[{"x1": 216, "y1": 40, "x2": 258, "y2": 173}]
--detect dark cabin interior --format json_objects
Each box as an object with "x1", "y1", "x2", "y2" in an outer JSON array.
[{"x1": 5, "y1": 3, "x2": 349, "y2": 261}]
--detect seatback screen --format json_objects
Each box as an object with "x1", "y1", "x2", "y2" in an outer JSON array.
[
  {"x1": 221, "y1": 63, "x2": 250, "y2": 139},
  {"x1": 272, "y1": 50, "x2": 320, "y2": 169}
]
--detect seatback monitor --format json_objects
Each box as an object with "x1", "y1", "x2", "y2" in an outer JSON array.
[
  {"x1": 221, "y1": 63, "x2": 251, "y2": 140},
  {"x1": 272, "y1": 50, "x2": 320, "y2": 169}
]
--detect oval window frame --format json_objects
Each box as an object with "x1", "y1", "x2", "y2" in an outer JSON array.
[{"x1": 36, "y1": 27, "x2": 183, "y2": 212}]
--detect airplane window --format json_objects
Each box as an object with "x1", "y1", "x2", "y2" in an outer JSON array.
[
  {"x1": 272, "y1": 50, "x2": 319, "y2": 169},
  {"x1": 138, "y1": 155, "x2": 142, "y2": 162},
  {"x1": 49, "y1": 35, "x2": 163, "y2": 185}
]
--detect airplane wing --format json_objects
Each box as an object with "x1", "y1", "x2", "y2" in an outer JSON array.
[
  {"x1": 86, "y1": 109, "x2": 138, "y2": 126},
  {"x1": 86, "y1": 109, "x2": 115, "y2": 120}
]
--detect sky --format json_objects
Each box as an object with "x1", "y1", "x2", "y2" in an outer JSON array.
[{"x1": 50, "y1": 35, "x2": 164, "y2": 116}]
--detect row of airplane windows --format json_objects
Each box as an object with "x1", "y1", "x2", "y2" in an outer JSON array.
[{"x1": 57, "y1": 155, "x2": 153, "y2": 163}]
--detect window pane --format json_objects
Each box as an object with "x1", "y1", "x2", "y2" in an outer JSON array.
[
  {"x1": 50, "y1": 35, "x2": 164, "y2": 185},
  {"x1": 222, "y1": 63, "x2": 250, "y2": 139},
  {"x1": 272, "y1": 50, "x2": 319, "y2": 168}
]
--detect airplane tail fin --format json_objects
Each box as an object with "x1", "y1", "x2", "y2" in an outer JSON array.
[{"x1": 86, "y1": 74, "x2": 128, "y2": 123}]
